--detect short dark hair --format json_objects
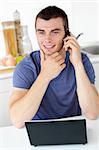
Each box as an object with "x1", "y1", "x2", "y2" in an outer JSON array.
[{"x1": 35, "y1": 6, "x2": 70, "y2": 34}]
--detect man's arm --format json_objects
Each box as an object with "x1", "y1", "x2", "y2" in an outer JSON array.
[
  {"x1": 9, "y1": 51, "x2": 66, "y2": 128},
  {"x1": 9, "y1": 72, "x2": 50, "y2": 128},
  {"x1": 75, "y1": 61, "x2": 99, "y2": 119},
  {"x1": 64, "y1": 35, "x2": 99, "y2": 119}
]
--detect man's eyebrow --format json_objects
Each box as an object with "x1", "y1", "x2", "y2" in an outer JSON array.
[
  {"x1": 36, "y1": 29, "x2": 45, "y2": 32},
  {"x1": 36, "y1": 28, "x2": 61, "y2": 32},
  {"x1": 51, "y1": 29, "x2": 61, "y2": 32}
]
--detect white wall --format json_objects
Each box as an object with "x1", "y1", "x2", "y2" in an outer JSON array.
[
  {"x1": 0, "y1": 0, "x2": 99, "y2": 58},
  {"x1": 0, "y1": 0, "x2": 71, "y2": 58},
  {"x1": 71, "y1": 0, "x2": 99, "y2": 46},
  {"x1": 98, "y1": 1, "x2": 99, "y2": 40}
]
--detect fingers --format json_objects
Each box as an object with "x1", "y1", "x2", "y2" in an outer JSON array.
[
  {"x1": 40, "y1": 50, "x2": 66, "y2": 71},
  {"x1": 65, "y1": 40, "x2": 79, "y2": 49},
  {"x1": 63, "y1": 35, "x2": 78, "y2": 48},
  {"x1": 40, "y1": 49, "x2": 45, "y2": 64},
  {"x1": 54, "y1": 55, "x2": 64, "y2": 62},
  {"x1": 63, "y1": 35, "x2": 76, "y2": 42},
  {"x1": 51, "y1": 52, "x2": 65, "y2": 64},
  {"x1": 52, "y1": 53, "x2": 66, "y2": 69},
  {"x1": 58, "y1": 59, "x2": 65, "y2": 65},
  {"x1": 63, "y1": 36, "x2": 80, "y2": 51},
  {"x1": 59, "y1": 63, "x2": 66, "y2": 71},
  {"x1": 51, "y1": 52, "x2": 59, "y2": 58}
]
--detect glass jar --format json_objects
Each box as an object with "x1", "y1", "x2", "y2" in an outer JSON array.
[
  {"x1": 20, "y1": 25, "x2": 33, "y2": 55},
  {"x1": 13, "y1": 10, "x2": 22, "y2": 55},
  {"x1": 2, "y1": 21, "x2": 18, "y2": 57}
]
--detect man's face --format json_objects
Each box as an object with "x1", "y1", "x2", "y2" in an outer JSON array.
[{"x1": 36, "y1": 17, "x2": 65, "y2": 56}]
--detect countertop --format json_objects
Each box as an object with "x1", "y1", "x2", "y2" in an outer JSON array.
[
  {"x1": 86, "y1": 53, "x2": 99, "y2": 64},
  {"x1": 0, "y1": 66, "x2": 14, "y2": 79},
  {"x1": 0, "y1": 116, "x2": 99, "y2": 150}
]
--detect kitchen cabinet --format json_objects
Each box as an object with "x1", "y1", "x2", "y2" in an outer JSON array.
[{"x1": 0, "y1": 73, "x2": 13, "y2": 126}]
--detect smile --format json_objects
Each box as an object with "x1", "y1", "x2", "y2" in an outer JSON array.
[{"x1": 44, "y1": 45, "x2": 55, "y2": 50}]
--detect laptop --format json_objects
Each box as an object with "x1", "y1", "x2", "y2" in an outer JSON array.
[{"x1": 25, "y1": 119, "x2": 87, "y2": 146}]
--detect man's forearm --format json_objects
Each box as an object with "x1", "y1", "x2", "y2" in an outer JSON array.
[
  {"x1": 75, "y1": 62, "x2": 99, "y2": 119},
  {"x1": 10, "y1": 72, "x2": 50, "y2": 127}
]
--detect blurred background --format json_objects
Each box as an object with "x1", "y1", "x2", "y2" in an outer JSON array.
[{"x1": 0, "y1": 0, "x2": 99, "y2": 58}]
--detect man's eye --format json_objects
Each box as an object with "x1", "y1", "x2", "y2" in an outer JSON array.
[
  {"x1": 38, "y1": 32, "x2": 45, "y2": 35},
  {"x1": 51, "y1": 32, "x2": 59, "y2": 35},
  {"x1": 53, "y1": 32, "x2": 59, "y2": 34}
]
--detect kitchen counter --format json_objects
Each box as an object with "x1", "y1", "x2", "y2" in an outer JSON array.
[
  {"x1": 86, "y1": 54, "x2": 99, "y2": 64},
  {"x1": 0, "y1": 116, "x2": 99, "y2": 150},
  {"x1": 0, "y1": 65, "x2": 14, "y2": 79},
  {"x1": 0, "y1": 72, "x2": 13, "y2": 80}
]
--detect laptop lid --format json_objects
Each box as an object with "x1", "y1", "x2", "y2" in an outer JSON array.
[{"x1": 25, "y1": 119, "x2": 87, "y2": 146}]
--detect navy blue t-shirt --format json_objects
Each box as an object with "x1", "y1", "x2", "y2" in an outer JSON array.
[{"x1": 13, "y1": 51, "x2": 95, "y2": 120}]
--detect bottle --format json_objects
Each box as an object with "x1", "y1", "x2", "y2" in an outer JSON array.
[
  {"x1": 13, "y1": 10, "x2": 22, "y2": 55},
  {"x1": 20, "y1": 25, "x2": 33, "y2": 55},
  {"x1": 13, "y1": 10, "x2": 20, "y2": 25},
  {"x1": 2, "y1": 21, "x2": 18, "y2": 57}
]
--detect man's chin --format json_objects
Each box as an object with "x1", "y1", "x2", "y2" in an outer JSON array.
[
  {"x1": 44, "y1": 50, "x2": 54, "y2": 55},
  {"x1": 41, "y1": 47, "x2": 62, "y2": 55}
]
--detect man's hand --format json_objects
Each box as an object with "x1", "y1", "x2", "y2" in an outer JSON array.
[
  {"x1": 63, "y1": 35, "x2": 82, "y2": 68},
  {"x1": 40, "y1": 50, "x2": 66, "y2": 81}
]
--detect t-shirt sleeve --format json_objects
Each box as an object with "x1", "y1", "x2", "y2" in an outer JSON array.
[
  {"x1": 82, "y1": 53, "x2": 95, "y2": 84},
  {"x1": 13, "y1": 57, "x2": 36, "y2": 89}
]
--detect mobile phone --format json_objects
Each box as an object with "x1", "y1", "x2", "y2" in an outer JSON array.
[
  {"x1": 63, "y1": 28, "x2": 70, "y2": 65},
  {"x1": 64, "y1": 27, "x2": 70, "y2": 39},
  {"x1": 64, "y1": 32, "x2": 83, "y2": 66}
]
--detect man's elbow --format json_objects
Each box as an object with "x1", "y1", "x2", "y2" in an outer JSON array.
[
  {"x1": 13, "y1": 121, "x2": 25, "y2": 129},
  {"x1": 85, "y1": 111, "x2": 98, "y2": 120},
  {"x1": 9, "y1": 108, "x2": 25, "y2": 129},
  {"x1": 10, "y1": 115, "x2": 25, "y2": 128}
]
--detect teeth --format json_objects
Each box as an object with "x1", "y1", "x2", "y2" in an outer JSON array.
[{"x1": 44, "y1": 45, "x2": 54, "y2": 48}]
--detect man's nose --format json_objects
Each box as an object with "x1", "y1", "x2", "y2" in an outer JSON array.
[{"x1": 45, "y1": 34, "x2": 52, "y2": 42}]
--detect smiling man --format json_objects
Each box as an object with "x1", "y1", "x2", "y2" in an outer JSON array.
[
  {"x1": 9, "y1": 6, "x2": 99, "y2": 128},
  {"x1": 36, "y1": 17, "x2": 65, "y2": 56}
]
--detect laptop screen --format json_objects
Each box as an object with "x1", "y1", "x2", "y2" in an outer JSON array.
[{"x1": 25, "y1": 119, "x2": 87, "y2": 146}]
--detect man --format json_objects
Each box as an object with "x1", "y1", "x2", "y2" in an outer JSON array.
[{"x1": 9, "y1": 6, "x2": 99, "y2": 128}]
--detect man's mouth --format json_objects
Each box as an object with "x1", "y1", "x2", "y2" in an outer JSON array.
[{"x1": 44, "y1": 45, "x2": 55, "y2": 50}]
